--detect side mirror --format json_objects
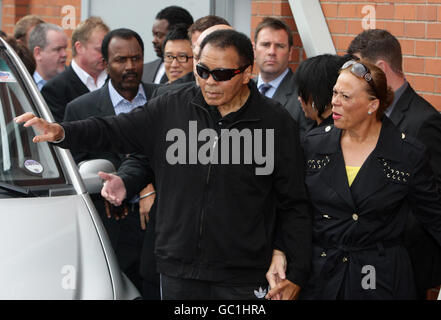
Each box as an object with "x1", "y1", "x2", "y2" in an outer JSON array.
[{"x1": 78, "y1": 159, "x2": 116, "y2": 194}]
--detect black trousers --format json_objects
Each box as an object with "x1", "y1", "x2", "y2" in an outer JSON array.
[{"x1": 160, "y1": 274, "x2": 269, "y2": 300}]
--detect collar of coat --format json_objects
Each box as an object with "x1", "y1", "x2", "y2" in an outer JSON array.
[
  {"x1": 190, "y1": 81, "x2": 265, "y2": 122},
  {"x1": 311, "y1": 116, "x2": 405, "y2": 163}
]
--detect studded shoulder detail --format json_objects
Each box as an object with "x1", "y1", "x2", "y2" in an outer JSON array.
[
  {"x1": 307, "y1": 156, "x2": 330, "y2": 170},
  {"x1": 378, "y1": 158, "x2": 410, "y2": 183}
]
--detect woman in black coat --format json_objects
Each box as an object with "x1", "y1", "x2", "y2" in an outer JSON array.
[{"x1": 267, "y1": 60, "x2": 441, "y2": 300}]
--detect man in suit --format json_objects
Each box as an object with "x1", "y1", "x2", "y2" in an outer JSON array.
[
  {"x1": 253, "y1": 17, "x2": 311, "y2": 141},
  {"x1": 64, "y1": 28, "x2": 158, "y2": 294},
  {"x1": 28, "y1": 23, "x2": 68, "y2": 90},
  {"x1": 41, "y1": 17, "x2": 110, "y2": 122},
  {"x1": 142, "y1": 5, "x2": 193, "y2": 84},
  {"x1": 347, "y1": 29, "x2": 441, "y2": 299}
]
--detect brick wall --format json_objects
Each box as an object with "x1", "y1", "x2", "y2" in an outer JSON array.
[
  {"x1": 251, "y1": 0, "x2": 441, "y2": 111},
  {"x1": 1, "y1": 0, "x2": 82, "y2": 61}
]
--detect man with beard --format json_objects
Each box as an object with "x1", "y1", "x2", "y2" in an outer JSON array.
[
  {"x1": 63, "y1": 28, "x2": 159, "y2": 293},
  {"x1": 142, "y1": 5, "x2": 193, "y2": 84}
]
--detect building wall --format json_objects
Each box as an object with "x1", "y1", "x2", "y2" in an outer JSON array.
[
  {"x1": 251, "y1": 0, "x2": 441, "y2": 110},
  {"x1": 1, "y1": 0, "x2": 81, "y2": 61},
  {"x1": 1, "y1": 0, "x2": 441, "y2": 110}
]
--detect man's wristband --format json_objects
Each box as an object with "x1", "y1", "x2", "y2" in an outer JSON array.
[{"x1": 140, "y1": 191, "x2": 155, "y2": 199}]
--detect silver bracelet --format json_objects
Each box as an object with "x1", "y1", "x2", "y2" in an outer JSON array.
[{"x1": 139, "y1": 191, "x2": 156, "y2": 199}]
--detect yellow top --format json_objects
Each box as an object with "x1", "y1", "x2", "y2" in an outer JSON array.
[{"x1": 346, "y1": 166, "x2": 361, "y2": 187}]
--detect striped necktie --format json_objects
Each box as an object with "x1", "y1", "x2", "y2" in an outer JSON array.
[{"x1": 259, "y1": 83, "x2": 272, "y2": 96}]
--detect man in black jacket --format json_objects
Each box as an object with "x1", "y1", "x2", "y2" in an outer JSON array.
[
  {"x1": 348, "y1": 29, "x2": 441, "y2": 299},
  {"x1": 16, "y1": 30, "x2": 311, "y2": 300},
  {"x1": 41, "y1": 17, "x2": 110, "y2": 122}
]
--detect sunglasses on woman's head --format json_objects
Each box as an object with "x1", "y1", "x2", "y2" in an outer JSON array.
[
  {"x1": 341, "y1": 60, "x2": 378, "y2": 98},
  {"x1": 196, "y1": 64, "x2": 249, "y2": 82}
]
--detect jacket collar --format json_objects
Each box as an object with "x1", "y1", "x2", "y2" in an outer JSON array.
[
  {"x1": 388, "y1": 84, "x2": 415, "y2": 127},
  {"x1": 314, "y1": 117, "x2": 402, "y2": 162},
  {"x1": 312, "y1": 117, "x2": 404, "y2": 209},
  {"x1": 191, "y1": 81, "x2": 263, "y2": 122}
]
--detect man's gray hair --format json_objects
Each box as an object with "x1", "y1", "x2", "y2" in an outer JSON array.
[{"x1": 28, "y1": 23, "x2": 64, "y2": 52}]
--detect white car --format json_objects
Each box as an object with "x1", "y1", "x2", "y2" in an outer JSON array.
[{"x1": 0, "y1": 37, "x2": 140, "y2": 299}]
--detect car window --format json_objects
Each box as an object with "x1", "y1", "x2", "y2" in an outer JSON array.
[{"x1": 0, "y1": 47, "x2": 66, "y2": 192}]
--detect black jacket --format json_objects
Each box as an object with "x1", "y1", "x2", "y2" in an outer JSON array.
[
  {"x1": 59, "y1": 82, "x2": 312, "y2": 286},
  {"x1": 301, "y1": 117, "x2": 441, "y2": 299},
  {"x1": 41, "y1": 65, "x2": 91, "y2": 122},
  {"x1": 389, "y1": 84, "x2": 441, "y2": 295}
]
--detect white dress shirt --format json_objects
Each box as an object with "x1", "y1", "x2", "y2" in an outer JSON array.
[
  {"x1": 33, "y1": 71, "x2": 46, "y2": 91},
  {"x1": 108, "y1": 80, "x2": 147, "y2": 115},
  {"x1": 256, "y1": 68, "x2": 290, "y2": 98},
  {"x1": 71, "y1": 59, "x2": 107, "y2": 92}
]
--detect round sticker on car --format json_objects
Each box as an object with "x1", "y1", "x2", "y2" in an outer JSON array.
[{"x1": 24, "y1": 159, "x2": 44, "y2": 174}]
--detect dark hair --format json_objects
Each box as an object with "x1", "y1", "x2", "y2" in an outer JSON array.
[
  {"x1": 101, "y1": 28, "x2": 144, "y2": 62},
  {"x1": 0, "y1": 30, "x2": 7, "y2": 39},
  {"x1": 295, "y1": 54, "x2": 350, "y2": 119},
  {"x1": 156, "y1": 6, "x2": 194, "y2": 30},
  {"x1": 188, "y1": 15, "x2": 230, "y2": 37},
  {"x1": 254, "y1": 17, "x2": 293, "y2": 48},
  {"x1": 6, "y1": 36, "x2": 36, "y2": 75},
  {"x1": 199, "y1": 29, "x2": 254, "y2": 68},
  {"x1": 340, "y1": 59, "x2": 394, "y2": 120},
  {"x1": 162, "y1": 23, "x2": 191, "y2": 54},
  {"x1": 347, "y1": 29, "x2": 403, "y2": 75},
  {"x1": 13, "y1": 15, "x2": 45, "y2": 43}
]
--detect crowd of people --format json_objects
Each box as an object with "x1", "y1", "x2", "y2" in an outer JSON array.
[{"x1": 4, "y1": 5, "x2": 441, "y2": 300}]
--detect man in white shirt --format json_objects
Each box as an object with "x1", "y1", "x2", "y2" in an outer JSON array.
[
  {"x1": 253, "y1": 17, "x2": 311, "y2": 140},
  {"x1": 41, "y1": 17, "x2": 110, "y2": 122},
  {"x1": 28, "y1": 23, "x2": 67, "y2": 90}
]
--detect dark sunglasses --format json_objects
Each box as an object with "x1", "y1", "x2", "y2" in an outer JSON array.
[
  {"x1": 196, "y1": 64, "x2": 249, "y2": 82},
  {"x1": 341, "y1": 60, "x2": 378, "y2": 97}
]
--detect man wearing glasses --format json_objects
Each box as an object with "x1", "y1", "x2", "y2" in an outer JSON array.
[
  {"x1": 161, "y1": 24, "x2": 194, "y2": 84},
  {"x1": 15, "y1": 30, "x2": 311, "y2": 300}
]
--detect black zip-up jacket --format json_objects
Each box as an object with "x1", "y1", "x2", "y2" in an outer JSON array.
[{"x1": 59, "y1": 82, "x2": 312, "y2": 287}]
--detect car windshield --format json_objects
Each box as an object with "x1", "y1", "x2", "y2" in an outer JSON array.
[{"x1": 0, "y1": 45, "x2": 66, "y2": 196}]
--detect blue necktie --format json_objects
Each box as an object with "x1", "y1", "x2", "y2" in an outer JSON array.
[{"x1": 259, "y1": 83, "x2": 272, "y2": 96}]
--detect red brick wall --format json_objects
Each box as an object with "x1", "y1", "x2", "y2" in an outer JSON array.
[
  {"x1": 1, "y1": 0, "x2": 82, "y2": 62},
  {"x1": 251, "y1": 0, "x2": 441, "y2": 111}
]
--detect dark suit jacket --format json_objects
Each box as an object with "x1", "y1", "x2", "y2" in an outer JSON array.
[
  {"x1": 142, "y1": 58, "x2": 168, "y2": 84},
  {"x1": 63, "y1": 81, "x2": 158, "y2": 168},
  {"x1": 255, "y1": 69, "x2": 313, "y2": 141},
  {"x1": 41, "y1": 65, "x2": 91, "y2": 123},
  {"x1": 301, "y1": 117, "x2": 441, "y2": 299},
  {"x1": 389, "y1": 84, "x2": 441, "y2": 186},
  {"x1": 388, "y1": 84, "x2": 441, "y2": 295}
]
